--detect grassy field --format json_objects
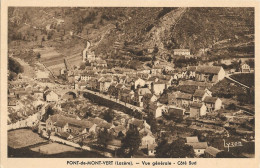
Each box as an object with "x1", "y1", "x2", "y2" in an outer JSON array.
[
  {"x1": 8, "y1": 129, "x2": 106, "y2": 158},
  {"x1": 8, "y1": 146, "x2": 106, "y2": 158},
  {"x1": 230, "y1": 73, "x2": 254, "y2": 88},
  {"x1": 30, "y1": 142, "x2": 79, "y2": 155},
  {"x1": 8, "y1": 129, "x2": 47, "y2": 149}
]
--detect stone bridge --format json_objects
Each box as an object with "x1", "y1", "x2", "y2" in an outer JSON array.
[{"x1": 53, "y1": 88, "x2": 79, "y2": 99}]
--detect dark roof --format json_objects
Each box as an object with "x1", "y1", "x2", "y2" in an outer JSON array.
[
  {"x1": 176, "y1": 92, "x2": 192, "y2": 100},
  {"x1": 177, "y1": 85, "x2": 198, "y2": 94},
  {"x1": 190, "y1": 102, "x2": 204, "y2": 108},
  {"x1": 98, "y1": 121, "x2": 112, "y2": 129},
  {"x1": 49, "y1": 114, "x2": 94, "y2": 129},
  {"x1": 88, "y1": 117, "x2": 104, "y2": 125},
  {"x1": 100, "y1": 78, "x2": 112, "y2": 83},
  {"x1": 196, "y1": 66, "x2": 222, "y2": 75},
  {"x1": 168, "y1": 107, "x2": 184, "y2": 115},
  {"x1": 81, "y1": 70, "x2": 95, "y2": 76},
  {"x1": 186, "y1": 142, "x2": 208, "y2": 149},
  {"x1": 187, "y1": 66, "x2": 197, "y2": 71},
  {"x1": 193, "y1": 89, "x2": 206, "y2": 98},
  {"x1": 179, "y1": 80, "x2": 213, "y2": 87},
  {"x1": 116, "y1": 84, "x2": 124, "y2": 89},
  {"x1": 107, "y1": 139, "x2": 122, "y2": 147},
  {"x1": 120, "y1": 88, "x2": 132, "y2": 94},
  {"x1": 129, "y1": 119, "x2": 144, "y2": 128},
  {"x1": 149, "y1": 102, "x2": 158, "y2": 111},
  {"x1": 142, "y1": 93, "x2": 153, "y2": 99},
  {"x1": 147, "y1": 76, "x2": 158, "y2": 82},
  {"x1": 204, "y1": 147, "x2": 221, "y2": 157},
  {"x1": 59, "y1": 132, "x2": 72, "y2": 139},
  {"x1": 204, "y1": 96, "x2": 218, "y2": 103},
  {"x1": 111, "y1": 125, "x2": 126, "y2": 133}
]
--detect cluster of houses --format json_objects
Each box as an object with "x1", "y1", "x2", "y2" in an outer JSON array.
[
  {"x1": 185, "y1": 136, "x2": 222, "y2": 157},
  {"x1": 42, "y1": 113, "x2": 157, "y2": 155},
  {"x1": 70, "y1": 65, "x2": 225, "y2": 120},
  {"x1": 8, "y1": 83, "x2": 62, "y2": 107}
]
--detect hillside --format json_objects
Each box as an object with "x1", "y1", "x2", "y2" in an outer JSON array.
[{"x1": 8, "y1": 7, "x2": 254, "y2": 69}]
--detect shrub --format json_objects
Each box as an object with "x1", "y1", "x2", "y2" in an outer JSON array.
[{"x1": 8, "y1": 57, "x2": 24, "y2": 74}]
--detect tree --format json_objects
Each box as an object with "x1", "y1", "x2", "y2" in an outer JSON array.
[
  {"x1": 192, "y1": 130, "x2": 205, "y2": 142},
  {"x1": 237, "y1": 94, "x2": 247, "y2": 105},
  {"x1": 216, "y1": 151, "x2": 235, "y2": 158},
  {"x1": 79, "y1": 63, "x2": 86, "y2": 70},
  {"x1": 155, "y1": 139, "x2": 195, "y2": 158},
  {"x1": 8, "y1": 71, "x2": 17, "y2": 81},
  {"x1": 119, "y1": 127, "x2": 141, "y2": 157},
  {"x1": 153, "y1": 44, "x2": 159, "y2": 54},
  {"x1": 78, "y1": 137, "x2": 84, "y2": 150},
  {"x1": 41, "y1": 36, "x2": 45, "y2": 46},
  {"x1": 168, "y1": 55, "x2": 172, "y2": 62},
  {"x1": 83, "y1": 108, "x2": 92, "y2": 119},
  {"x1": 103, "y1": 109, "x2": 115, "y2": 123},
  {"x1": 97, "y1": 128, "x2": 112, "y2": 148},
  {"x1": 47, "y1": 130, "x2": 52, "y2": 139},
  {"x1": 37, "y1": 53, "x2": 41, "y2": 59},
  {"x1": 155, "y1": 138, "x2": 169, "y2": 157},
  {"x1": 42, "y1": 106, "x2": 56, "y2": 122},
  {"x1": 226, "y1": 103, "x2": 237, "y2": 110},
  {"x1": 8, "y1": 57, "x2": 24, "y2": 74},
  {"x1": 47, "y1": 32, "x2": 53, "y2": 40},
  {"x1": 146, "y1": 113, "x2": 158, "y2": 134}
]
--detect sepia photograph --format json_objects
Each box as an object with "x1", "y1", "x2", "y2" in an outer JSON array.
[{"x1": 5, "y1": 6, "x2": 256, "y2": 159}]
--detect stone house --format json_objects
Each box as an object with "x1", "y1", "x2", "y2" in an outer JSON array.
[
  {"x1": 195, "y1": 66, "x2": 225, "y2": 83},
  {"x1": 189, "y1": 102, "x2": 207, "y2": 118},
  {"x1": 203, "y1": 96, "x2": 222, "y2": 112},
  {"x1": 193, "y1": 89, "x2": 212, "y2": 103}
]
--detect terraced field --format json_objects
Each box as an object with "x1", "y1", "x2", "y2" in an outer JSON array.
[
  {"x1": 34, "y1": 47, "x2": 83, "y2": 76},
  {"x1": 230, "y1": 73, "x2": 254, "y2": 88}
]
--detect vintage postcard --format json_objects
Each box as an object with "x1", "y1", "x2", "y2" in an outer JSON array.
[{"x1": 1, "y1": 0, "x2": 259, "y2": 168}]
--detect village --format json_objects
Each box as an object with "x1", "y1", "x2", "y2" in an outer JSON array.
[{"x1": 8, "y1": 43, "x2": 255, "y2": 158}]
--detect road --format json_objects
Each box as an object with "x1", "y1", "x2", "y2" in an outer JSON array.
[{"x1": 80, "y1": 89, "x2": 144, "y2": 113}]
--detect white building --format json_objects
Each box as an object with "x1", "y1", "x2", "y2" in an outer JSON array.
[
  {"x1": 189, "y1": 102, "x2": 207, "y2": 118},
  {"x1": 241, "y1": 63, "x2": 250, "y2": 73},
  {"x1": 134, "y1": 78, "x2": 146, "y2": 89},
  {"x1": 203, "y1": 97, "x2": 222, "y2": 112},
  {"x1": 141, "y1": 134, "x2": 156, "y2": 147},
  {"x1": 45, "y1": 91, "x2": 59, "y2": 102},
  {"x1": 186, "y1": 142, "x2": 208, "y2": 156}
]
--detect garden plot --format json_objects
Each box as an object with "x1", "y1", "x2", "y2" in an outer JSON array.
[
  {"x1": 8, "y1": 129, "x2": 47, "y2": 149},
  {"x1": 30, "y1": 142, "x2": 80, "y2": 155}
]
